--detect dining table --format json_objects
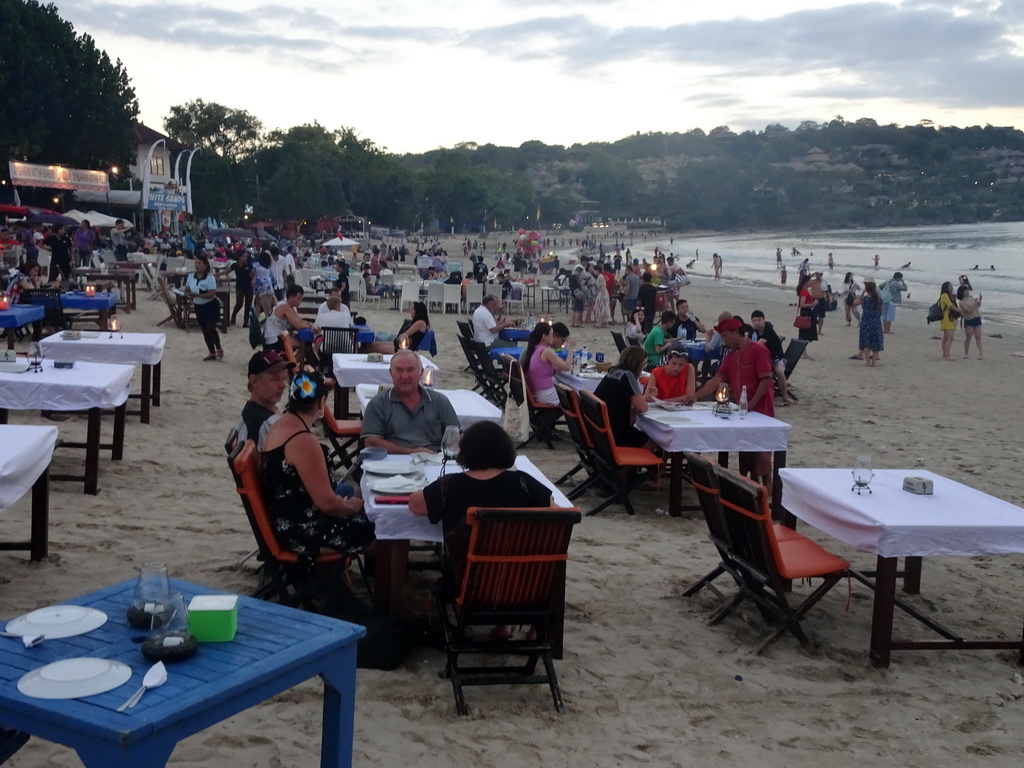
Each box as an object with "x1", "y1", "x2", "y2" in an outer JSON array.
[
  {"x1": 331, "y1": 353, "x2": 440, "y2": 419},
  {"x1": 359, "y1": 454, "x2": 574, "y2": 658},
  {"x1": 0, "y1": 304, "x2": 45, "y2": 349},
  {"x1": 498, "y1": 327, "x2": 531, "y2": 344},
  {"x1": 38, "y1": 331, "x2": 166, "y2": 424},
  {"x1": 0, "y1": 424, "x2": 58, "y2": 561},
  {"x1": 61, "y1": 291, "x2": 119, "y2": 329},
  {"x1": 0, "y1": 359, "x2": 133, "y2": 494},
  {"x1": 354, "y1": 384, "x2": 500, "y2": 428},
  {"x1": 75, "y1": 268, "x2": 139, "y2": 313},
  {"x1": 780, "y1": 468, "x2": 1024, "y2": 668},
  {"x1": 0, "y1": 578, "x2": 364, "y2": 768},
  {"x1": 638, "y1": 405, "x2": 791, "y2": 518}
]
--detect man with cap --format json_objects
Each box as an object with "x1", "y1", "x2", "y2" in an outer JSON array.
[
  {"x1": 236, "y1": 350, "x2": 295, "y2": 450},
  {"x1": 361, "y1": 350, "x2": 459, "y2": 454},
  {"x1": 686, "y1": 316, "x2": 775, "y2": 486}
]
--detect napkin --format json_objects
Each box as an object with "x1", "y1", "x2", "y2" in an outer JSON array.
[
  {"x1": 371, "y1": 476, "x2": 425, "y2": 494},
  {"x1": 410, "y1": 452, "x2": 444, "y2": 465}
]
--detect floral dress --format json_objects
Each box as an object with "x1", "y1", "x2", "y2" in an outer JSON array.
[
  {"x1": 261, "y1": 429, "x2": 375, "y2": 574},
  {"x1": 858, "y1": 296, "x2": 884, "y2": 352}
]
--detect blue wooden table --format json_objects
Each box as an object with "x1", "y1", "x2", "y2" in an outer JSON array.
[
  {"x1": 0, "y1": 578, "x2": 365, "y2": 767},
  {"x1": 0, "y1": 305, "x2": 45, "y2": 349},
  {"x1": 61, "y1": 292, "x2": 119, "y2": 330},
  {"x1": 498, "y1": 327, "x2": 531, "y2": 343}
]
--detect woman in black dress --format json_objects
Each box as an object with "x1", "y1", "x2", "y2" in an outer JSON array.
[
  {"x1": 394, "y1": 301, "x2": 430, "y2": 352},
  {"x1": 593, "y1": 346, "x2": 656, "y2": 450},
  {"x1": 261, "y1": 370, "x2": 375, "y2": 573},
  {"x1": 228, "y1": 250, "x2": 254, "y2": 326}
]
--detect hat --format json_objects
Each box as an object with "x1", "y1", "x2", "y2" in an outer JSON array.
[
  {"x1": 574, "y1": 264, "x2": 584, "y2": 271},
  {"x1": 289, "y1": 370, "x2": 329, "y2": 405},
  {"x1": 247, "y1": 350, "x2": 295, "y2": 376},
  {"x1": 714, "y1": 317, "x2": 743, "y2": 333}
]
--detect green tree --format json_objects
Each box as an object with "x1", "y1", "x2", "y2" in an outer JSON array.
[
  {"x1": 164, "y1": 100, "x2": 263, "y2": 160},
  {"x1": 0, "y1": 0, "x2": 138, "y2": 169}
]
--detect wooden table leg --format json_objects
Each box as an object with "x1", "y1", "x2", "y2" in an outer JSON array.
[
  {"x1": 5, "y1": 331, "x2": 14, "y2": 350},
  {"x1": 0, "y1": 407, "x2": 7, "y2": 424},
  {"x1": 772, "y1": 450, "x2": 793, "y2": 526},
  {"x1": 84, "y1": 407, "x2": 100, "y2": 495},
  {"x1": 717, "y1": 451, "x2": 729, "y2": 468},
  {"x1": 902, "y1": 556, "x2": 922, "y2": 594},
  {"x1": 668, "y1": 452, "x2": 683, "y2": 517},
  {"x1": 551, "y1": 562, "x2": 566, "y2": 660},
  {"x1": 112, "y1": 403, "x2": 126, "y2": 460},
  {"x1": 30, "y1": 466, "x2": 50, "y2": 561},
  {"x1": 152, "y1": 362, "x2": 162, "y2": 407},
  {"x1": 869, "y1": 554, "x2": 898, "y2": 668},
  {"x1": 97, "y1": 309, "x2": 108, "y2": 331},
  {"x1": 140, "y1": 364, "x2": 152, "y2": 424},
  {"x1": 372, "y1": 540, "x2": 410, "y2": 611},
  {"x1": 334, "y1": 387, "x2": 351, "y2": 420}
]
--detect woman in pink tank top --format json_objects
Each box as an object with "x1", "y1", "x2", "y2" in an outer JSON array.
[{"x1": 521, "y1": 321, "x2": 575, "y2": 405}]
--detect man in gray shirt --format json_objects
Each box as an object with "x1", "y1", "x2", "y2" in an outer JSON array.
[
  {"x1": 622, "y1": 269, "x2": 640, "y2": 317},
  {"x1": 361, "y1": 350, "x2": 459, "y2": 453}
]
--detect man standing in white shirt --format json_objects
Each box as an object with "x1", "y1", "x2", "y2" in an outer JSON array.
[
  {"x1": 269, "y1": 247, "x2": 287, "y2": 300},
  {"x1": 472, "y1": 295, "x2": 515, "y2": 349},
  {"x1": 283, "y1": 246, "x2": 297, "y2": 288}
]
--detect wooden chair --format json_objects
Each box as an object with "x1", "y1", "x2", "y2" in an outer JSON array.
[
  {"x1": 437, "y1": 506, "x2": 582, "y2": 716},
  {"x1": 553, "y1": 383, "x2": 606, "y2": 499},
  {"x1": 20, "y1": 289, "x2": 72, "y2": 332},
  {"x1": 278, "y1": 332, "x2": 298, "y2": 366},
  {"x1": 781, "y1": 339, "x2": 808, "y2": 402},
  {"x1": 503, "y1": 354, "x2": 563, "y2": 450},
  {"x1": 577, "y1": 390, "x2": 663, "y2": 516},
  {"x1": 713, "y1": 467, "x2": 849, "y2": 653},
  {"x1": 227, "y1": 440, "x2": 352, "y2": 606},
  {"x1": 611, "y1": 331, "x2": 628, "y2": 353},
  {"x1": 318, "y1": 327, "x2": 358, "y2": 375},
  {"x1": 458, "y1": 335, "x2": 507, "y2": 407},
  {"x1": 456, "y1": 320, "x2": 474, "y2": 340},
  {"x1": 322, "y1": 408, "x2": 362, "y2": 472},
  {"x1": 156, "y1": 276, "x2": 186, "y2": 330}
]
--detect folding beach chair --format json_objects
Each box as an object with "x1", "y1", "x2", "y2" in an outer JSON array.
[
  {"x1": 712, "y1": 467, "x2": 849, "y2": 653},
  {"x1": 780, "y1": 339, "x2": 808, "y2": 401},
  {"x1": 458, "y1": 335, "x2": 507, "y2": 407},
  {"x1": 611, "y1": 331, "x2": 628, "y2": 353},
  {"x1": 577, "y1": 391, "x2": 663, "y2": 516},
  {"x1": 437, "y1": 506, "x2": 582, "y2": 716},
  {"x1": 553, "y1": 383, "x2": 601, "y2": 496}
]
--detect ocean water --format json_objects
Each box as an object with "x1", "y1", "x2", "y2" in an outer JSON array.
[{"x1": 625, "y1": 222, "x2": 1024, "y2": 326}]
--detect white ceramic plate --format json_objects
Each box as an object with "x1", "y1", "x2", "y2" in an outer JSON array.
[
  {"x1": 655, "y1": 401, "x2": 691, "y2": 411},
  {"x1": 362, "y1": 461, "x2": 422, "y2": 476},
  {"x1": 4, "y1": 605, "x2": 108, "y2": 639},
  {"x1": 368, "y1": 476, "x2": 426, "y2": 494},
  {"x1": 17, "y1": 658, "x2": 133, "y2": 700}
]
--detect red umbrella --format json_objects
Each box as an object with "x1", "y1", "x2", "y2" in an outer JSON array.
[{"x1": 0, "y1": 204, "x2": 30, "y2": 216}]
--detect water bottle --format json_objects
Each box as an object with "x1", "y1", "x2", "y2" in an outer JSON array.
[
  {"x1": 580, "y1": 345, "x2": 589, "y2": 369},
  {"x1": 527, "y1": 314, "x2": 536, "y2": 328},
  {"x1": 739, "y1": 386, "x2": 748, "y2": 419}
]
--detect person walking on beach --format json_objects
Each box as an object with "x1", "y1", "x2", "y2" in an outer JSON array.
[
  {"x1": 879, "y1": 271, "x2": 907, "y2": 334},
  {"x1": 840, "y1": 272, "x2": 861, "y2": 326},
  {"x1": 854, "y1": 281, "x2": 884, "y2": 367},
  {"x1": 827, "y1": 253, "x2": 834, "y2": 271},
  {"x1": 873, "y1": 254, "x2": 880, "y2": 269},
  {"x1": 712, "y1": 252, "x2": 723, "y2": 280},
  {"x1": 776, "y1": 248, "x2": 783, "y2": 268},
  {"x1": 185, "y1": 255, "x2": 223, "y2": 361},
  {"x1": 798, "y1": 258, "x2": 810, "y2": 282},
  {"x1": 957, "y1": 285, "x2": 983, "y2": 359},
  {"x1": 937, "y1": 281, "x2": 960, "y2": 361}
]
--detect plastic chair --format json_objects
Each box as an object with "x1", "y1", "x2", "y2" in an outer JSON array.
[
  {"x1": 426, "y1": 282, "x2": 444, "y2": 313},
  {"x1": 442, "y1": 283, "x2": 461, "y2": 314}
]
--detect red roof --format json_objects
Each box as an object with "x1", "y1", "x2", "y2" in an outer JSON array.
[{"x1": 133, "y1": 123, "x2": 189, "y2": 151}]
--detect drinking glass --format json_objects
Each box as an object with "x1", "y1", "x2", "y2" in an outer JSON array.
[
  {"x1": 442, "y1": 426, "x2": 461, "y2": 462},
  {"x1": 150, "y1": 590, "x2": 189, "y2": 635}
]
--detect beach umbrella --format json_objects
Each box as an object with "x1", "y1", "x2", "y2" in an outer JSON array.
[
  {"x1": 27, "y1": 212, "x2": 80, "y2": 226},
  {"x1": 322, "y1": 236, "x2": 359, "y2": 247},
  {"x1": 0, "y1": 204, "x2": 30, "y2": 216}
]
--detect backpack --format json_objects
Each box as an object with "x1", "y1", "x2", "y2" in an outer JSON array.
[
  {"x1": 926, "y1": 302, "x2": 943, "y2": 323},
  {"x1": 878, "y1": 280, "x2": 891, "y2": 303},
  {"x1": 248, "y1": 305, "x2": 264, "y2": 349}
]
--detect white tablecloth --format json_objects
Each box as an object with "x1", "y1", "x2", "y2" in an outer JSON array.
[
  {"x1": 0, "y1": 425, "x2": 58, "y2": 510},
  {"x1": 780, "y1": 468, "x2": 1024, "y2": 559},
  {"x1": 38, "y1": 331, "x2": 166, "y2": 366},
  {"x1": 0, "y1": 359, "x2": 133, "y2": 411},
  {"x1": 361, "y1": 455, "x2": 573, "y2": 542},
  {"x1": 354, "y1": 384, "x2": 500, "y2": 428},
  {"x1": 554, "y1": 370, "x2": 607, "y2": 393},
  {"x1": 637, "y1": 407, "x2": 791, "y2": 454},
  {"x1": 332, "y1": 353, "x2": 440, "y2": 389}
]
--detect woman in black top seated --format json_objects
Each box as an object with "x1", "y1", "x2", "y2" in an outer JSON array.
[
  {"x1": 261, "y1": 370, "x2": 375, "y2": 573},
  {"x1": 394, "y1": 301, "x2": 430, "y2": 352},
  {"x1": 593, "y1": 346, "x2": 656, "y2": 450},
  {"x1": 409, "y1": 421, "x2": 552, "y2": 598}
]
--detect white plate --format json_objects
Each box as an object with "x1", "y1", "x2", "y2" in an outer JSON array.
[
  {"x1": 655, "y1": 401, "x2": 691, "y2": 411},
  {"x1": 4, "y1": 605, "x2": 108, "y2": 639},
  {"x1": 362, "y1": 461, "x2": 422, "y2": 476},
  {"x1": 577, "y1": 371, "x2": 605, "y2": 379},
  {"x1": 368, "y1": 476, "x2": 426, "y2": 494},
  {"x1": 17, "y1": 658, "x2": 133, "y2": 700}
]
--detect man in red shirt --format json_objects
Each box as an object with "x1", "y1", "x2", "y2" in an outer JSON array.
[{"x1": 686, "y1": 316, "x2": 775, "y2": 485}]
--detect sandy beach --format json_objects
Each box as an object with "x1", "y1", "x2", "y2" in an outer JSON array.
[{"x1": 3, "y1": 235, "x2": 1024, "y2": 767}]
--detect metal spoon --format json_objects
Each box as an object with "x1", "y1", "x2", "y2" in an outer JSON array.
[
  {"x1": 0, "y1": 631, "x2": 44, "y2": 648},
  {"x1": 117, "y1": 661, "x2": 167, "y2": 712}
]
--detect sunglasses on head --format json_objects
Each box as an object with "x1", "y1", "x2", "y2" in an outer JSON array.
[{"x1": 666, "y1": 350, "x2": 688, "y2": 358}]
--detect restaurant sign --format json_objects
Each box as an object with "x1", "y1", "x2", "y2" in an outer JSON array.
[
  {"x1": 145, "y1": 187, "x2": 187, "y2": 212},
  {"x1": 8, "y1": 161, "x2": 110, "y2": 192}
]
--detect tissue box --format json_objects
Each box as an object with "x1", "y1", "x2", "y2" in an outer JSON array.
[{"x1": 187, "y1": 594, "x2": 238, "y2": 641}]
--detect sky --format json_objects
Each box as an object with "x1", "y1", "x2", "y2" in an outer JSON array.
[{"x1": 56, "y1": 0, "x2": 1024, "y2": 155}]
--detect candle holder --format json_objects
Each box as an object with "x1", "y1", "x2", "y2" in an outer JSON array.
[
  {"x1": 0, "y1": 292, "x2": 10, "y2": 311},
  {"x1": 712, "y1": 382, "x2": 732, "y2": 418},
  {"x1": 27, "y1": 342, "x2": 43, "y2": 373},
  {"x1": 420, "y1": 367, "x2": 435, "y2": 387},
  {"x1": 851, "y1": 455, "x2": 874, "y2": 495},
  {"x1": 397, "y1": 336, "x2": 409, "y2": 350},
  {"x1": 84, "y1": 284, "x2": 96, "y2": 297},
  {"x1": 108, "y1": 316, "x2": 122, "y2": 338}
]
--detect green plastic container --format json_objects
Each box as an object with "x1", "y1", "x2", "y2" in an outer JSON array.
[{"x1": 187, "y1": 595, "x2": 238, "y2": 642}]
